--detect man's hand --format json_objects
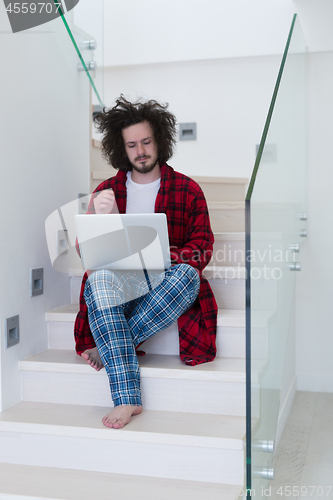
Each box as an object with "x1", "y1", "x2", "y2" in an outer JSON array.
[{"x1": 93, "y1": 189, "x2": 115, "y2": 214}]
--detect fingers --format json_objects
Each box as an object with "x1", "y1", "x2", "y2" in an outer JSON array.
[{"x1": 93, "y1": 189, "x2": 115, "y2": 214}]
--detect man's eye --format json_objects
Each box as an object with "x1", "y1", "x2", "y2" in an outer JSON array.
[
  {"x1": 143, "y1": 141, "x2": 151, "y2": 145},
  {"x1": 127, "y1": 144, "x2": 135, "y2": 148}
]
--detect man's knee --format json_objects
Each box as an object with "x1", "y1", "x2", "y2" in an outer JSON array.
[
  {"x1": 84, "y1": 270, "x2": 122, "y2": 305},
  {"x1": 171, "y1": 264, "x2": 200, "y2": 300},
  {"x1": 86, "y1": 269, "x2": 120, "y2": 288},
  {"x1": 174, "y1": 263, "x2": 199, "y2": 280}
]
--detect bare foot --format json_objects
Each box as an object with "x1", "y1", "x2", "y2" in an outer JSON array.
[
  {"x1": 81, "y1": 347, "x2": 104, "y2": 371},
  {"x1": 102, "y1": 405, "x2": 143, "y2": 429}
]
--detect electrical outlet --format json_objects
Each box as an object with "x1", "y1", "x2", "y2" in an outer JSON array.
[
  {"x1": 31, "y1": 268, "x2": 44, "y2": 297},
  {"x1": 6, "y1": 315, "x2": 19, "y2": 348},
  {"x1": 179, "y1": 123, "x2": 197, "y2": 141},
  {"x1": 78, "y1": 193, "x2": 89, "y2": 214},
  {"x1": 57, "y1": 229, "x2": 69, "y2": 256}
]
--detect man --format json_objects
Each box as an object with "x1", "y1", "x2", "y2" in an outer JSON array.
[{"x1": 75, "y1": 96, "x2": 218, "y2": 429}]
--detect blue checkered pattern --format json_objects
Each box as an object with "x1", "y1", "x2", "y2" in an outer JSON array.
[{"x1": 83, "y1": 264, "x2": 200, "y2": 407}]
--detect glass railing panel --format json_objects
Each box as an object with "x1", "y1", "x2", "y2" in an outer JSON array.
[
  {"x1": 37, "y1": 2, "x2": 105, "y2": 276},
  {"x1": 245, "y1": 14, "x2": 307, "y2": 497},
  {"x1": 55, "y1": 0, "x2": 104, "y2": 107},
  {"x1": 70, "y1": 0, "x2": 104, "y2": 108}
]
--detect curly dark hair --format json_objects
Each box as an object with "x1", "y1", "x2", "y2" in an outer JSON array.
[{"x1": 94, "y1": 95, "x2": 177, "y2": 171}]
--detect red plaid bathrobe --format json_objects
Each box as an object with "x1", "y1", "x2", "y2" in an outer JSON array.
[{"x1": 74, "y1": 163, "x2": 218, "y2": 366}]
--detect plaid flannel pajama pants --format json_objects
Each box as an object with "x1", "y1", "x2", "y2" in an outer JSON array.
[{"x1": 83, "y1": 263, "x2": 200, "y2": 407}]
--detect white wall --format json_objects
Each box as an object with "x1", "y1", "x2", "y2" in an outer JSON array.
[
  {"x1": 103, "y1": 0, "x2": 295, "y2": 66},
  {"x1": 0, "y1": 9, "x2": 90, "y2": 410},
  {"x1": 295, "y1": 51, "x2": 333, "y2": 393},
  {"x1": 101, "y1": 55, "x2": 280, "y2": 179},
  {"x1": 72, "y1": 0, "x2": 333, "y2": 70},
  {"x1": 293, "y1": 0, "x2": 333, "y2": 52}
]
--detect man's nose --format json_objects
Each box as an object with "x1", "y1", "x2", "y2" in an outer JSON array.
[{"x1": 137, "y1": 143, "x2": 145, "y2": 156}]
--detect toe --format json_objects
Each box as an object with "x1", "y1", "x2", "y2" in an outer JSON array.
[
  {"x1": 102, "y1": 418, "x2": 112, "y2": 428},
  {"x1": 113, "y1": 419, "x2": 125, "y2": 429},
  {"x1": 103, "y1": 415, "x2": 116, "y2": 426}
]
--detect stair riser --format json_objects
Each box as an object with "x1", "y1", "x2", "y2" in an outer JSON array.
[
  {"x1": 48, "y1": 321, "x2": 245, "y2": 358},
  {"x1": 91, "y1": 173, "x2": 247, "y2": 204},
  {"x1": 91, "y1": 144, "x2": 111, "y2": 171},
  {"x1": 211, "y1": 240, "x2": 245, "y2": 266},
  {"x1": 209, "y1": 279, "x2": 245, "y2": 310},
  {"x1": 0, "y1": 432, "x2": 244, "y2": 485},
  {"x1": 114, "y1": 325, "x2": 246, "y2": 359},
  {"x1": 219, "y1": 328, "x2": 245, "y2": 359},
  {"x1": 209, "y1": 211, "x2": 245, "y2": 233},
  {"x1": 21, "y1": 371, "x2": 246, "y2": 416},
  {"x1": 70, "y1": 276, "x2": 82, "y2": 305},
  {"x1": 70, "y1": 275, "x2": 245, "y2": 311},
  {"x1": 0, "y1": 463, "x2": 245, "y2": 500},
  {"x1": 251, "y1": 278, "x2": 278, "y2": 311},
  {"x1": 198, "y1": 183, "x2": 246, "y2": 203},
  {"x1": 48, "y1": 322, "x2": 76, "y2": 350}
]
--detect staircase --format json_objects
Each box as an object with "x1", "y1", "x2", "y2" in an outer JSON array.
[{"x1": 0, "y1": 169, "x2": 249, "y2": 499}]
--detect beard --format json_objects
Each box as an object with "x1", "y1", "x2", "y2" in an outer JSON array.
[{"x1": 130, "y1": 156, "x2": 159, "y2": 174}]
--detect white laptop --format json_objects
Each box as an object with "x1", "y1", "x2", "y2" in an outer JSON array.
[{"x1": 75, "y1": 213, "x2": 171, "y2": 271}]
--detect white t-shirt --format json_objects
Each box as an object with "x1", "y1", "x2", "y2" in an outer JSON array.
[
  {"x1": 125, "y1": 171, "x2": 161, "y2": 214},
  {"x1": 125, "y1": 171, "x2": 179, "y2": 336}
]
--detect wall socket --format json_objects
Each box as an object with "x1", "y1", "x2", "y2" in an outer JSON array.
[
  {"x1": 179, "y1": 123, "x2": 197, "y2": 141},
  {"x1": 31, "y1": 268, "x2": 44, "y2": 297},
  {"x1": 6, "y1": 315, "x2": 20, "y2": 348},
  {"x1": 78, "y1": 193, "x2": 89, "y2": 214},
  {"x1": 57, "y1": 229, "x2": 69, "y2": 256}
]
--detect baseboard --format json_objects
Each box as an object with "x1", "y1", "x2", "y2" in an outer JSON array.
[{"x1": 297, "y1": 374, "x2": 333, "y2": 393}]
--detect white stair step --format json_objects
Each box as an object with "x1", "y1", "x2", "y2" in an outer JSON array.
[
  {"x1": 20, "y1": 351, "x2": 246, "y2": 416},
  {"x1": 139, "y1": 310, "x2": 246, "y2": 359},
  {"x1": 212, "y1": 232, "x2": 245, "y2": 266},
  {"x1": 47, "y1": 306, "x2": 272, "y2": 361},
  {"x1": 70, "y1": 265, "x2": 246, "y2": 310},
  {"x1": 0, "y1": 463, "x2": 244, "y2": 500},
  {"x1": 208, "y1": 202, "x2": 245, "y2": 232},
  {"x1": 91, "y1": 169, "x2": 117, "y2": 181},
  {"x1": 92, "y1": 138, "x2": 102, "y2": 148},
  {"x1": 0, "y1": 402, "x2": 245, "y2": 485},
  {"x1": 90, "y1": 170, "x2": 247, "y2": 204},
  {"x1": 209, "y1": 279, "x2": 245, "y2": 310},
  {"x1": 70, "y1": 277, "x2": 82, "y2": 305},
  {"x1": 47, "y1": 303, "x2": 79, "y2": 322},
  {"x1": 191, "y1": 176, "x2": 247, "y2": 202},
  {"x1": 90, "y1": 140, "x2": 116, "y2": 191},
  {"x1": 47, "y1": 305, "x2": 246, "y2": 359},
  {"x1": 68, "y1": 233, "x2": 246, "y2": 300},
  {"x1": 204, "y1": 266, "x2": 245, "y2": 310},
  {"x1": 203, "y1": 265, "x2": 246, "y2": 280}
]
